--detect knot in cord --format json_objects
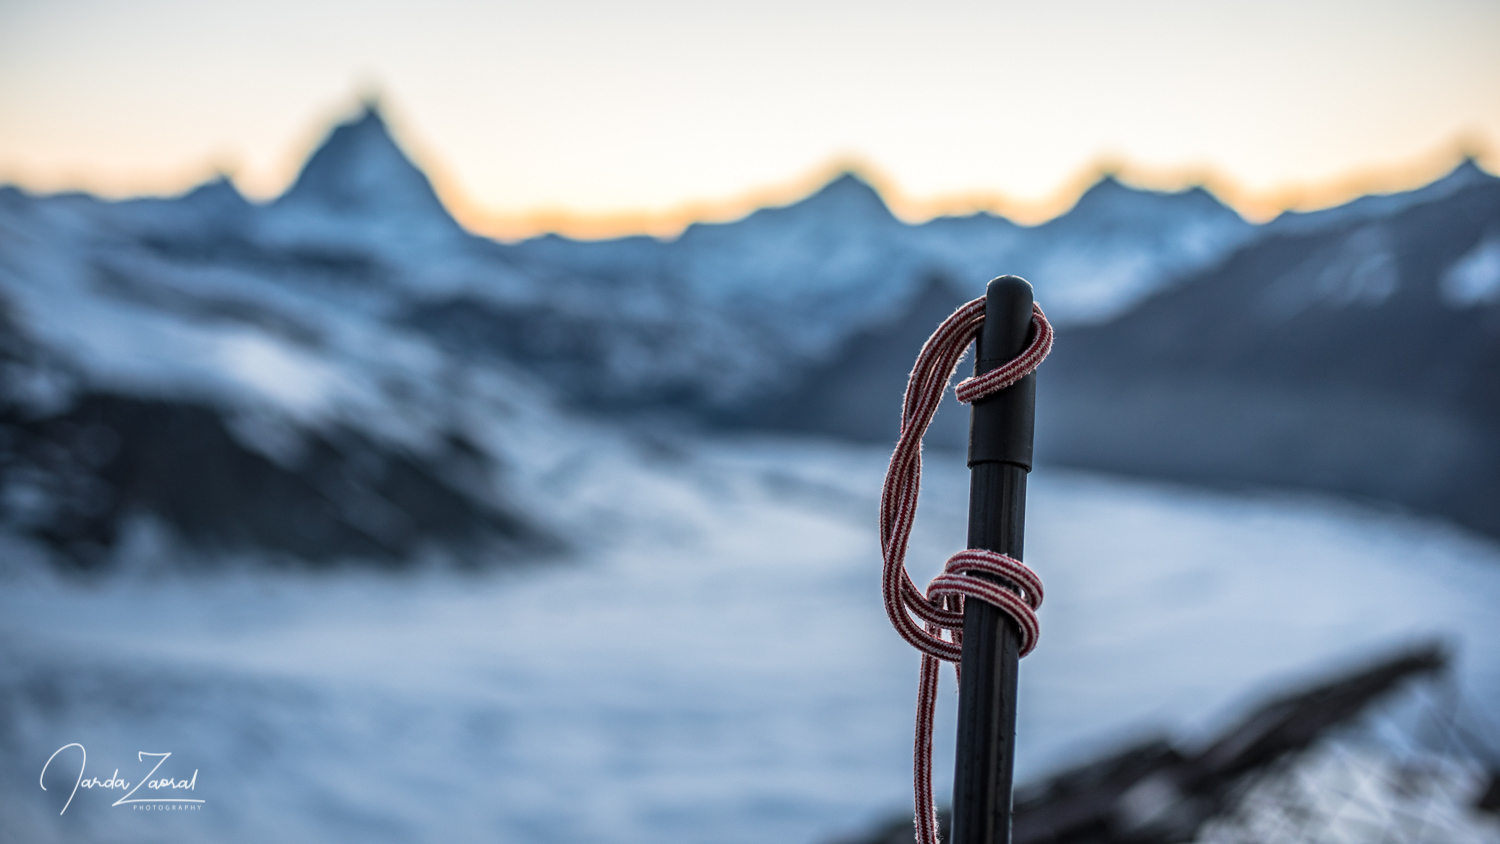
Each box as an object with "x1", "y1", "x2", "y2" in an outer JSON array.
[
  {"x1": 878, "y1": 297, "x2": 1052, "y2": 844},
  {"x1": 927, "y1": 549, "x2": 1043, "y2": 654}
]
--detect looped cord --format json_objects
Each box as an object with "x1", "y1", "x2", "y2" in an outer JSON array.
[{"x1": 879, "y1": 297, "x2": 1053, "y2": 844}]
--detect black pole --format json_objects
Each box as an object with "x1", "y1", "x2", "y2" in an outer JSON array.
[{"x1": 951, "y1": 276, "x2": 1037, "y2": 844}]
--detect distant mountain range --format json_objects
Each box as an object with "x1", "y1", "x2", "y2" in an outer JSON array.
[
  {"x1": 773, "y1": 161, "x2": 1500, "y2": 538},
  {"x1": 1, "y1": 104, "x2": 1496, "y2": 568},
  {"x1": 1038, "y1": 171, "x2": 1500, "y2": 537}
]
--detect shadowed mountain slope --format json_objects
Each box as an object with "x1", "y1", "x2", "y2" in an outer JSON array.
[
  {"x1": 750, "y1": 165, "x2": 1500, "y2": 538},
  {"x1": 1037, "y1": 178, "x2": 1500, "y2": 536}
]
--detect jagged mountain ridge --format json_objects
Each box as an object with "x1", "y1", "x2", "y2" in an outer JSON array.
[
  {"x1": 1035, "y1": 176, "x2": 1500, "y2": 537},
  {"x1": 750, "y1": 165, "x2": 1500, "y2": 538},
  {"x1": 3, "y1": 106, "x2": 1255, "y2": 415},
  {"x1": 1265, "y1": 158, "x2": 1497, "y2": 235},
  {"x1": 138, "y1": 104, "x2": 1239, "y2": 412},
  {"x1": 426, "y1": 136, "x2": 1255, "y2": 409},
  {"x1": 498, "y1": 165, "x2": 1255, "y2": 357},
  {"x1": 2, "y1": 103, "x2": 1492, "y2": 564}
]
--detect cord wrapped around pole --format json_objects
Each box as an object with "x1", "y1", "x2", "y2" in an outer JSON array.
[{"x1": 880, "y1": 276, "x2": 1052, "y2": 844}]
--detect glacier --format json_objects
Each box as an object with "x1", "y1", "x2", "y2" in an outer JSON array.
[{"x1": 2, "y1": 438, "x2": 1498, "y2": 843}]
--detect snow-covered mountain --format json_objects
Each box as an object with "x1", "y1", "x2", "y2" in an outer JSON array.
[
  {"x1": 269, "y1": 105, "x2": 468, "y2": 250},
  {"x1": 1037, "y1": 173, "x2": 1500, "y2": 538},
  {"x1": 1, "y1": 102, "x2": 1491, "y2": 565},
  {"x1": 733, "y1": 157, "x2": 1500, "y2": 541},
  {"x1": 0, "y1": 113, "x2": 661, "y2": 569},
  {"x1": 469, "y1": 164, "x2": 1254, "y2": 408},
  {"x1": 1265, "y1": 158, "x2": 1497, "y2": 235}
]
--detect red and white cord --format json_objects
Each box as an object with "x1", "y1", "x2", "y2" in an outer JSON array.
[{"x1": 879, "y1": 297, "x2": 1053, "y2": 844}]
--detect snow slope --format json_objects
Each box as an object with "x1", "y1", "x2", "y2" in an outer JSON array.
[{"x1": 2, "y1": 439, "x2": 1496, "y2": 844}]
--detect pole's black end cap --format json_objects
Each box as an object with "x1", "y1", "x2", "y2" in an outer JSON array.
[
  {"x1": 978, "y1": 275, "x2": 1035, "y2": 368},
  {"x1": 969, "y1": 275, "x2": 1037, "y2": 469}
]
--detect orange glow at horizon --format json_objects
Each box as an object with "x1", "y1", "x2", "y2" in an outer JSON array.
[
  {"x1": 4, "y1": 0, "x2": 1497, "y2": 243},
  {"x1": 423, "y1": 141, "x2": 1500, "y2": 242},
  {"x1": 5, "y1": 132, "x2": 1491, "y2": 244}
]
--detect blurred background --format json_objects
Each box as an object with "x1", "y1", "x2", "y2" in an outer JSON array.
[{"x1": 2, "y1": 1, "x2": 1499, "y2": 842}]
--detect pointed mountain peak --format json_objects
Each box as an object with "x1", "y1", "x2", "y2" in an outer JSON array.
[
  {"x1": 1435, "y1": 156, "x2": 1497, "y2": 189},
  {"x1": 816, "y1": 170, "x2": 880, "y2": 196},
  {"x1": 812, "y1": 170, "x2": 887, "y2": 201},
  {"x1": 158, "y1": 175, "x2": 253, "y2": 223},
  {"x1": 788, "y1": 171, "x2": 896, "y2": 222},
  {"x1": 1068, "y1": 173, "x2": 1129, "y2": 209},
  {"x1": 110, "y1": 173, "x2": 250, "y2": 228},
  {"x1": 1074, "y1": 172, "x2": 1169, "y2": 202},
  {"x1": 1269, "y1": 156, "x2": 1500, "y2": 234},
  {"x1": 273, "y1": 103, "x2": 461, "y2": 235},
  {"x1": 1086, "y1": 172, "x2": 1126, "y2": 190},
  {"x1": 182, "y1": 174, "x2": 248, "y2": 207},
  {"x1": 1062, "y1": 173, "x2": 1239, "y2": 224},
  {"x1": 350, "y1": 101, "x2": 386, "y2": 131}
]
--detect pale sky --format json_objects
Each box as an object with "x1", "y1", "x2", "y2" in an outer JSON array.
[{"x1": 1, "y1": 0, "x2": 1496, "y2": 237}]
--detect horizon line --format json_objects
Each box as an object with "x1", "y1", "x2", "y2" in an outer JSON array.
[
  {"x1": 2, "y1": 101, "x2": 1493, "y2": 243},
  {"x1": 446, "y1": 146, "x2": 1494, "y2": 242}
]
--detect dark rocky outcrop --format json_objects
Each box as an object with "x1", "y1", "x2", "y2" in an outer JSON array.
[
  {"x1": 2, "y1": 394, "x2": 552, "y2": 570},
  {"x1": 837, "y1": 644, "x2": 1449, "y2": 844},
  {"x1": 0, "y1": 309, "x2": 554, "y2": 572}
]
